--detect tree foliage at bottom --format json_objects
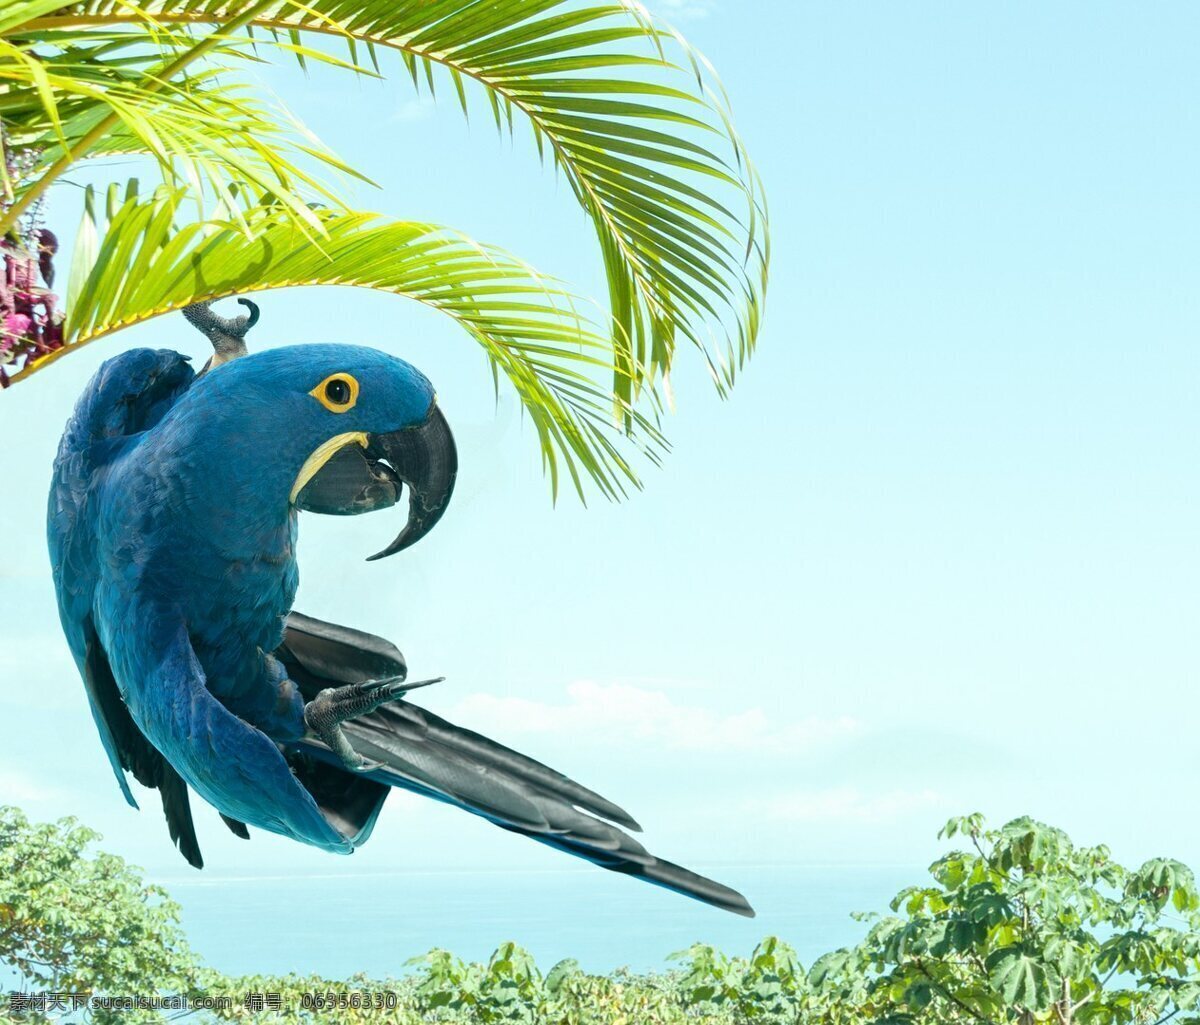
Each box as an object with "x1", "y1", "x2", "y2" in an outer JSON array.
[{"x1": 2, "y1": 808, "x2": 1200, "y2": 1024}]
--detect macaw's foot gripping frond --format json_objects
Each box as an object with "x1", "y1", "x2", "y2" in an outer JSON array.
[
  {"x1": 182, "y1": 297, "x2": 260, "y2": 372},
  {"x1": 278, "y1": 613, "x2": 756, "y2": 919},
  {"x1": 302, "y1": 675, "x2": 442, "y2": 772}
]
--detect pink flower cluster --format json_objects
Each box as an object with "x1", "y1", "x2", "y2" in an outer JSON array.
[{"x1": 1, "y1": 229, "x2": 62, "y2": 387}]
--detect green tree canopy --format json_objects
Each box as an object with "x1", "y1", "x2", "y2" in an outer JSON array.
[
  {"x1": 7, "y1": 808, "x2": 1200, "y2": 1024},
  {"x1": 0, "y1": 807, "x2": 200, "y2": 1025},
  {"x1": 811, "y1": 814, "x2": 1200, "y2": 1025}
]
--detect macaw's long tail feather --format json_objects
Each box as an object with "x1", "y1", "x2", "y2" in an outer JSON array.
[
  {"x1": 510, "y1": 830, "x2": 758, "y2": 919},
  {"x1": 351, "y1": 699, "x2": 644, "y2": 833},
  {"x1": 279, "y1": 613, "x2": 641, "y2": 830},
  {"x1": 277, "y1": 613, "x2": 755, "y2": 918},
  {"x1": 332, "y1": 705, "x2": 753, "y2": 918}
]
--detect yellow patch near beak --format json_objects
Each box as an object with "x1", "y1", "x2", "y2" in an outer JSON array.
[{"x1": 290, "y1": 432, "x2": 369, "y2": 504}]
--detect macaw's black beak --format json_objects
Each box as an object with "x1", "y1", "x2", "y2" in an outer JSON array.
[{"x1": 294, "y1": 403, "x2": 458, "y2": 561}]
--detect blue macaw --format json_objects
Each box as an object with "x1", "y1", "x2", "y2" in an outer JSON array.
[{"x1": 46, "y1": 301, "x2": 753, "y2": 917}]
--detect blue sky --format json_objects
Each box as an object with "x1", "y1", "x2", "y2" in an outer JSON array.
[{"x1": 2, "y1": 0, "x2": 1199, "y2": 919}]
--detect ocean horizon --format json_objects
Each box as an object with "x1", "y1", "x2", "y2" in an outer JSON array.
[{"x1": 152, "y1": 863, "x2": 922, "y2": 978}]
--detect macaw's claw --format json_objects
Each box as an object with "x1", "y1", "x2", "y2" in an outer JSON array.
[{"x1": 303, "y1": 676, "x2": 444, "y2": 772}]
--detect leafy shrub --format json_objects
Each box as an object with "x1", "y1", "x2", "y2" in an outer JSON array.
[
  {"x1": 670, "y1": 936, "x2": 807, "y2": 1020},
  {"x1": 0, "y1": 807, "x2": 200, "y2": 1025},
  {"x1": 811, "y1": 814, "x2": 1200, "y2": 1024},
  {"x1": 408, "y1": 943, "x2": 543, "y2": 1022},
  {"x1": 5, "y1": 808, "x2": 1200, "y2": 1024}
]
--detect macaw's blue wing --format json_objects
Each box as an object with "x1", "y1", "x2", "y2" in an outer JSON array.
[
  {"x1": 97, "y1": 604, "x2": 355, "y2": 853},
  {"x1": 44, "y1": 348, "x2": 268, "y2": 865},
  {"x1": 47, "y1": 349, "x2": 209, "y2": 862}
]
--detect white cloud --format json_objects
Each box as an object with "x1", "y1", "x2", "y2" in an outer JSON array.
[
  {"x1": 0, "y1": 769, "x2": 60, "y2": 803},
  {"x1": 745, "y1": 787, "x2": 945, "y2": 825},
  {"x1": 446, "y1": 681, "x2": 860, "y2": 754}
]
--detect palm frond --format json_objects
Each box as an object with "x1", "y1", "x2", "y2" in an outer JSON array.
[
  {"x1": 13, "y1": 186, "x2": 665, "y2": 499},
  {"x1": 19, "y1": 0, "x2": 769, "y2": 405},
  {"x1": 0, "y1": 24, "x2": 370, "y2": 233}
]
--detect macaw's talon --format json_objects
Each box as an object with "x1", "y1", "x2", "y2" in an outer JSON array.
[
  {"x1": 182, "y1": 297, "x2": 260, "y2": 371},
  {"x1": 302, "y1": 676, "x2": 444, "y2": 772}
]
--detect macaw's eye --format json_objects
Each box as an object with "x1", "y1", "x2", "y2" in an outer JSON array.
[{"x1": 311, "y1": 373, "x2": 359, "y2": 413}]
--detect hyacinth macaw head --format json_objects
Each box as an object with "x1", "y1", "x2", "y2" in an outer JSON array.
[{"x1": 159, "y1": 342, "x2": 457, "y2": 560}]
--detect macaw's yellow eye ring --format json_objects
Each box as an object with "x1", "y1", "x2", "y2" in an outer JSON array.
[{"x1": 311, "y1": 373, "x2": 359, "y2": 413}]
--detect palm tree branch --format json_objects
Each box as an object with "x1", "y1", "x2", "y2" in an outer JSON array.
[
  {"x1": 12, "y1": 188, "x2": 665, "y2": 500},
  {"x1": 0, "y1": 0, "x2": 281, "y2": 235},
  {"x1": 17, "y1": 2, "x2": 768, "y2": 400}
]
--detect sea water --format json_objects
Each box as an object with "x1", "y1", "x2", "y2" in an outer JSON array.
[{"x1": 159, "y1": 864, "x2": 919, "y2": 978}]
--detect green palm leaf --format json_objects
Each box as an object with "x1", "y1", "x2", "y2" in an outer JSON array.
[
  {"x1": 15, "y1": 186, "x2": 664, "y2": 500},
  {"x1": 0, "y1": 17, "x2": 368, "y2": 230},
  {"x1": 15, "y1": 0, "x2": 768, "y2": 402}
]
